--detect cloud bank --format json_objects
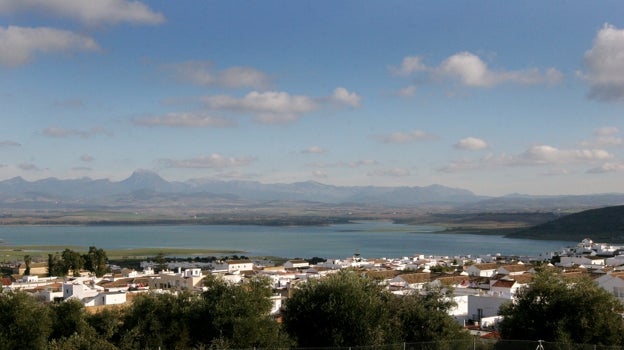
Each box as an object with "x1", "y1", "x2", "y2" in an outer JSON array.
[
  {"x1": 0, "y1": 26, "x2": 99, "y2": 66},
  {"x1": 0, "y1": 0, "x2": 164, "y2": 25},
  {"x1": 582, "y1": 24, "x2": 624, "y2": 102}
]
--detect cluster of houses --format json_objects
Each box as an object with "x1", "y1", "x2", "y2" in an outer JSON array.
[{"x1": 4, "y1": 238, "x2": 624, "y2": 335}]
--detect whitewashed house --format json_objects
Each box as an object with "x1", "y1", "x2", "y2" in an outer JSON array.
[
  {"x1": 149, "y1": 268, "x2": 205, "y2": 291},
  {"x1": 389, "y1": 272, "x2": 430, "y2": 291},
  {"x1": 466, "y1": 263, "x2": 498, "y2": 277},
  {"x1": 595, "y1": 271, "x2": 624, "y2": 304},
  {"x1": 496, "y1": 264, "x2": 529, "y2": 276},
  {"x1": 284, "y1": 260, "x2": 309, "y2": 270},
  {"x1": 83, "y1": 291, "x2": 127, "y2": 307},
  {"x1": 63, "y1": 281, "x2": 102, "y2": 300},
  {"x1": 226, "y1": 260, "x2": 254, "y2": 273}
]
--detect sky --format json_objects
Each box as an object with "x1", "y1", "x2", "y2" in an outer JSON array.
[{"x1": 1, "y1": 1, "x2": 624, "y2": 196}]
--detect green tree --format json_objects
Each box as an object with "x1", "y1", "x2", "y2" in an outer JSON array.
[
  {"x1": 86, "y1": 307, "x2": 124, "y2": 346},
  {"x1": 23, "y1": 254, "x2": 31, "y2": 275},
  {"x1": 282, "y1": 271, "x2": 391, "y2": 347},
  {"x1": 191, "y1": 275, "x2": 290, "y2": 349},
  {"x1": 62, "y1": 248, "x2": 84, "y2": 277},
  {"x1": 386, "y1": 285, "x2": 470, "y2": 344},
  {"x1": 83, "y1": 246, "x2": 108, "y2": 277},
  {"x1": 154, "y1": 251, "x2": 167, "y2": 272},
  {"x1": 119, "y1": 291, "x2": 195, "y2": 350},
  {"x1": 0, "y1": 291, "x2": 52, "y2": 349},
  {"x1": 48, "y1": 252, "x2": 67, "y2": 277},
  {"x1": 49, "y1": 299, "x2": 91, "y2": 340},
  {"x1": 499, "y1": 268, "x2": 624, "y2": 345}
]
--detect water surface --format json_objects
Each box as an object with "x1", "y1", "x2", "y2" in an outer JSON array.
[{"x1": 0, "y1": 221, "x2": 575, "y2": 259}]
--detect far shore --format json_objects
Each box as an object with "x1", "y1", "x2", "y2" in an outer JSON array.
[{"x1": 0, "y1": 246, "x2": 247, "y2": 262}]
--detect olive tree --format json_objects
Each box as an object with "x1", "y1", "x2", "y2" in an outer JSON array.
[
  {"x1": 499, "y1": 268, "x2": 624, "y2": 345},
  {"x1": 282, "y1": 271, "x2": 391, "y2": 347}
]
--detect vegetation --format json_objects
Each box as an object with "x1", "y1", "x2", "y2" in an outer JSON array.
[
  {"x1": 0, "y1": 271, "x2": 474, "y2": 349},
  {"x1": 499, "y1": 268, "x2": 624, "y2": 345},
  {"x1": 47, "y1": 247, "x2": 109, "y2": 277},
  {"x1": 281, "y1": 270, "x2": 469, "y2": 347},
  {"x1": 508, "y1": 205, "x2": 624, "y2": 242}
]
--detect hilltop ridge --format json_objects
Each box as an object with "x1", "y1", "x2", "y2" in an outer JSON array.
[{"x1": 507, "y1": 205, "x2": 624, "y2": 243}]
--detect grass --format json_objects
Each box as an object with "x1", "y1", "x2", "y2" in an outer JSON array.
[{"x1": 0, "y1": 245, "x2": 245, "y2": 262}]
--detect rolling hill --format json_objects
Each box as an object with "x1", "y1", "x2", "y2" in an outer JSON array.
[{"x1": 507, "y1": 205, "x2": 624, "y2": 243}]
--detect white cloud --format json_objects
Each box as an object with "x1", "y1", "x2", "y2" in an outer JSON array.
[
  {"x1": 595, "y1": 126, "x2": 620, "y2": 136},
  {"x1": 0, "y1": 140, "x2": 20, "y2": 147},
  {"x1": 581, "y1": 23, "x2": 624, "y2": 101},
  {"x1": 542, "y1": 168, "x2": 570, "y2": 176},
  {"x1": 581, "y1": 126, "x2": 622, "y2": 148},
  {"x1": 0, "y1": 26, "x2": 100, "y2": 66},
  {"x1": 0, "y1": 0, "x2": 164, "y2": 25},
  {"x1": 454, "y1": 137, "x2": 488, "y2": 150},
  {"x1": 80, "y1": 154, "x2": 93, "y2": 162},
  {"x1": 438, "y1": 158, "x2": 486, "y2": 173},
  {"x1": 42, "y1": 126, "x2": 112, "y2": 138},
  {"x1": 312, "y1": 170, "x2": 327, "y2": 179},
  {"x1": 329, "y1": 87, "x2": 361, "y2": 108},
  {"x1": 18, "y1": 162, "x2": 40, "y2": 171},
  {"x1": 515, "y1": 145, "x2": 613, "y2": 165},
  {"x1": 437, "y1": 52, "x2": 562, "y2": 87},
  {"x1": 587, "y1": 162, "x2": 624, "y2": 173},
  {"x1": 305, "y1": 159, "x2": 377, "y2": 168},
  {"x1": 377, "y1": 130, "x2": 437, "y2": 144},
  {"x1": 203, "y1": 91, "x2": 318, "y2": 124},
  {"x1": 166, "y1": 61, "x2": 271, "y2": 89},
  {"x1": 201, "y1": 88, "x2": 360, "y2": 124},
  {"x1": 159, "y1": 154, "x2": 254, "y2": 169},
  {"x1": 439, "y1": 145, "x2": 613, "y2": 173},
  {"x1": 343, "y1": 159, "x2": 378, "y2": 168},
  {"x1": 391, "y1": 52, "x2": 562, "y2": 88},
  {"x1": 302, "y1": 146, "x2": 327, "y2": 154},
  {"x1": 389, "y1": 55, "x2": 427, "y2": 76},
  {"x1": 396, "y1": 85, "x2": 416, "y2": 97},
  {"x1": 134, "y1": 112, "x2": 236, "y2": 128},
  {"x1": 368, "y1": 168, "x2": 411, "y2": 177}
]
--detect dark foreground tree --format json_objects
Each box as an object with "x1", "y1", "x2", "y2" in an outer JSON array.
[
  {"x1": 282, "y1": 271, "x2": 389, "y2": 347},
  {"x1": 499, "y1": 268, "x2": 624, "y2": 345},
  {"x1": 282, "y1": 270, "x2": 468, "y2": 347},
  {"x1": 386, "y1": 284, "x2": 470, "y2": 344},
  {"x1": 191, "y1": 275, "x2": 291, "y2": 349},
  {"x1": 0, "y1": 291, "x2": 52, "y2": 349},
  {"x1": 120, "y1": 291, "x2": 195, "y2": 349}
]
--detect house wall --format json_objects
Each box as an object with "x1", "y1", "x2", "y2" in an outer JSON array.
[
  {"x1": 467, "y1": 295, "x2": 508, "y2": 324},
  {"x1": 227, "y1": 263, "x2": 254, "y2": 273},
  {"x1": 63, "y1": 282, "x2": 99, "y2": 300}
]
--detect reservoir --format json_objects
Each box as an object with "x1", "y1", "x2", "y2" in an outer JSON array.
[{"x1": 0, "y1": 221, "x2": 575, "y2": 259}]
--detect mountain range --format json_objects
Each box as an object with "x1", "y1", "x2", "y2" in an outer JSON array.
[{"x1": 1, "y1": 169, "x2": 624, "y2": 212}]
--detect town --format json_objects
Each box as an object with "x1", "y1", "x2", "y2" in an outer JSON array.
[{"x1": 3, "y1": 237, "x2": 624, "y2": 341}]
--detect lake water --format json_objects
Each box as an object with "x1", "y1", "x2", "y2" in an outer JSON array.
[{"x1": 0, "y1": 221, "x2": 576, "y2": 259}]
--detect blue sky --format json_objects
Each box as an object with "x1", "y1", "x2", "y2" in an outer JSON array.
[{"x1": 1, "y1": 1, "x2": 624, "y2": 196}]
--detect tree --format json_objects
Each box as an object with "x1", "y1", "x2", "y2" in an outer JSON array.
[
  {"x1": 49, "y1": 299, "x2": 91, "y2": 340},
  {"x1": 282, "y1": 271, "x2": 391, "y2": 347},
  {"x1": 83, "y1": 246, "x2": 108, "y2": 277},
  {"x1": 0, "y1": 291, "x2": 52, "y2": 349},
  {"x1": 499, "y1": 268, "x2": 624, "y2": 345},
  {"x1": 23, "y1": 255, "x2": 31, "y2": 275},
  {"x1": 154, "y1": 251, "x2": 167, "y2": 272},
  {"x1": 120, "y1": 291, "x2": 196, "y2": 350},
  {"x1": 282, "y1": 271, "x2": 469, "y2": 348},
  {"x1": 191, "y1": 275, "x2": 290, "y2": 349},
  {"x1": 62, "y1": 248, "x2": 84, "y2": 277},
  {"x1": 386, "y1": 285, "x2": 470, "y2": 344}
]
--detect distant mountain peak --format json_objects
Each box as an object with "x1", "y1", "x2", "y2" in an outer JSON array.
[{"x1": 119, "y1": 169, "x2": 170, "y2": 191}]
